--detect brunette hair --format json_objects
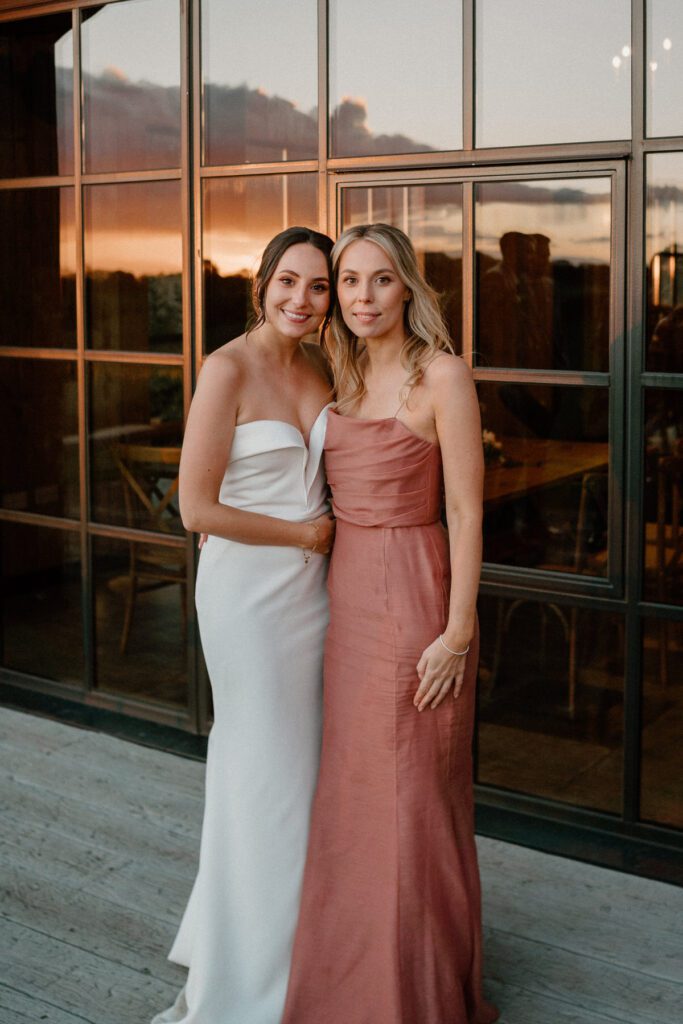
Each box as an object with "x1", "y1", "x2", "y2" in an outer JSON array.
[
  {"x1": 324, "y1": 223, "x2": 453, "y2": 411},
  {"x1": 248, "y1": 226, "x2": 335, "y2": 336}
]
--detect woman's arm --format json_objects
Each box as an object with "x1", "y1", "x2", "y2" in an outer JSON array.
[
  {"x1": 414, "y1": 355, "x2": 484, "y2": 711},
  {"x1": 179, "y1": 353, "x2": 334, "y2": 552}
]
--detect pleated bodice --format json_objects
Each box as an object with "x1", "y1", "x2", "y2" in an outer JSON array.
[{"x1": 324, "y1": 408, "x2": 443, "y2": 527}]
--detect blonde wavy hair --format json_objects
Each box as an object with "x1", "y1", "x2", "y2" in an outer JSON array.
[{"x1": 324, "y1": 223, "x2": 454, "y2": 412}]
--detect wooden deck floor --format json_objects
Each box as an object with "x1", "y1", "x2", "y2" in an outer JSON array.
[{"x1": 1, "y1": 706, "x2": 681, "y2": 1024}]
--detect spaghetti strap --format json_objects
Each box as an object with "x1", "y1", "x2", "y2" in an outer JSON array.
[{"x1": 393, "y1": 393, "x2": 407, "y2": 419}]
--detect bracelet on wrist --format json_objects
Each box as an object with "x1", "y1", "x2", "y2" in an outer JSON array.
[
  {"x1": 302, "y1": 522, "x2": 320, "y2": 564},
  {"x1": 438, "y1": 634, "x2": 470, "y2": 657}
]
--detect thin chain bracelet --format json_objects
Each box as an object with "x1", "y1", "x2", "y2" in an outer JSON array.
[
  {"x1": 302, "y1": 522, "x2": 321, "y2": 565},
  {"x1": 438, "y1": 634, "x2": 470, "y2": 657}
]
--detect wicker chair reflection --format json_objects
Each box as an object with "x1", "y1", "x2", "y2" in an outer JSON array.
[
  {"x1": 489, "y1": 470, "x2": 609, "y2": 717},
  {"x1": 645, "y1": 455, "x2": 682, "y2": 685},
  {"x1": 112, "y1": 442, "x2": 186, "y2": 654}
]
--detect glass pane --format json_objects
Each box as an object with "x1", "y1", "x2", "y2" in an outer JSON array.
[
  {"x1": 479, "y1": 382, "x2": 610, "y2": 574},
  {"x1": 203, "y1": 174, "x2": 317, "y2": 354},
  {"x1": 1, "y1": 522, "x2": 82, "y2": 686},
  {"x1": 1, "y1": 358, "x2": 79, "y2": 519},
  {"x1": 82, "y1": 0, "x2": 180, "y2": 173},
  {"x1": 92, "y1": 535, "x2": 187, "y2": 706},
  {"x1": 646, "y1": 154, "x2": 683, "y2": 373},
  {"x1": 647, "y1": 1, "x2": 683, "y2": 138},
  {"x1": 0, "y1": 188, "x2": 75, "y2": 348},
  {"x1": 644, "y1": 389, "x2": 683, "y2": 605},
  {"x1": 640, "y1": 616, "x2": 683, "y2": 828},
  {"x1": 477, "y1": 595, "x2": 624, "y2": 814},
  {"x1": 84, "y1": 182, "x2": 182, "y2": 353},
  {"x1": 202, "y1": 0, "x2": 317, "y2": 166},
  {"x1": 0, "y1": 13, "x2": 73, "y2": 178},
  {"x1": 89, "y1": 363, "x2": 183, "y2": 533},
  {"x1": 476, "y1": 0, "x2": 630, "y2": 147},
  {"x1": 341, "y1": 184, "x2": 463, "y2": 353},
  {"x1": 476, "y1": 178, "x2": 611, "y2": 372},
  {"x1": 330, "y1": 0, "x2": 462, "y2": 157}
]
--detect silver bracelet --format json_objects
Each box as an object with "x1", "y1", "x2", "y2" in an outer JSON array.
[{"x1": 438, "y1": 634, "x2": 470, "y2": 657}]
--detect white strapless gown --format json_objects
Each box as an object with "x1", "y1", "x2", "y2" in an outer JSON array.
[{"x1": 152, "y1": 406, "x2": 331, "y2": 1024}]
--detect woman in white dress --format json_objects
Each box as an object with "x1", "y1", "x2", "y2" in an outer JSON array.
[{"x1": 151, "y1": 227, "x2": 336, "y2": 1024}]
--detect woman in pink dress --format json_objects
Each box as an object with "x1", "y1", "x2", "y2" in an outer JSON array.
[{"x1": 283, "y1": 223, "x2": 498, "y2": 1024}]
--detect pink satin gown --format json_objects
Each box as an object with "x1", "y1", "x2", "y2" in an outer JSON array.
[{"x1": 282, "y1": 409, "x2": 498, "y2": 1024}]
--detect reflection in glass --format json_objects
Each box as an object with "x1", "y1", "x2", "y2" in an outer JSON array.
[
  {"x1": 646, "y1": 154, "x2": 683, "y2": 372},
  {"x1": 202, "y1": 0, "x2": 317, "y2": 165},
  {"x1": 84, "y1": 182, "x2": 182, "y2": 352},
  {"x1": 476, "y1": 0, "x2": 630, "y2": 148},
  {"x1": 0, "y1": 358, "x2": 78, "y2": 519},
  {"x1": 1, "y1": 522, "x2": 82, "y2": 686},
  {"x1": 82, "y1": 0, "x2": 180, "y2": 172},
  {"x1": 476, "y1": 179, "x2": 611, "y2": 371},
  {"x1": 640, "y1": 616, "x2": 683, "y2": 828},
  {"x1": 479, "y1": 382, "x2": 609, "y2": 574},
  {"x1": 477, "y1": 594, "x2": 623, "y2": 814},
  {"x1": 92, "y1": 535, "x2": 186, "y2": 706},
  {"x1": 0, "y1": 14, "x2": 73, "y2": 178},
  {"x1": 0, "y1": 188, "x2": 76, "y2": 348},
  {"x1": 342, "y1": 184, "x2": 463, "y2": 353},
  {"x1": 647, "y1": 2, "x2": 683, "y2": 138},
  {"x1": 330, "y1": 0, "x2": 462, "y2": 157},
  {"x1": 203, "y1": 174, "x2": 317, "y2": 353},
  {"x1": 643, "y1": 390, "x2": 683, "y2": 606},
  {"x1": 89, "y1": 363, "x2": 183, "y2": 533}
]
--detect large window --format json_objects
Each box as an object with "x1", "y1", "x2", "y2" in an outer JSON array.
[
  {"x1": 202, "y1": 0, "x2": 318, "y2": 165},
  {"x1": 475, "y1": 0, "x2": 631, "y2": 147},
  {"x1": 336, "y1": 164, "x2": 624, "y2": 819},
  {"x1": 1, "y1": 0, "x2": 682, "y2": 866},
  {"x1": 646, "y1": 1, "x2": 683, "y2": 138},
  {"x1": 329, "y1": 0, "x2": 463, "y2": 157}
]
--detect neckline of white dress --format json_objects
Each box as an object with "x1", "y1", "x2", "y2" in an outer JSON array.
[{"x1": 234, "y1": 402, "x2": 332, "y2": 449}]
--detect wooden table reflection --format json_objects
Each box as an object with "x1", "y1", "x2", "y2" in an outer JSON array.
[{"x1": 483, "y1": 436, "x2": 609, "y2": 507}]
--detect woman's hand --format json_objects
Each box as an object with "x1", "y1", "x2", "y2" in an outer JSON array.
[
  {"x1": 304, "y1": 513, "x2": 336, "y2": 555},
  {"x1": 414, "y1": 636, "x2": 469, "y2": 711}
]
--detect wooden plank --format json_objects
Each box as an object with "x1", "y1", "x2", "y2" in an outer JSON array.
[
  {"x1": 484, "y1": 979, "x2": 638, "y2": 1024},
  {"x1": 4, "y1": 753, "x2": 204, "y2": 837},
  {"x1": 2, "y1": 730, "x2": 206, "y2": 811},
  {"x1": 0, "y1": 709, "x2": 89, "y2": 758},
  {"x1": 0, "y1": 708, "x2": 206, "y2": 796},
  {"x1": 3, "y1": 709, "x2": 681, "y2": 1024},
  {"x1": 0, "y1": 819, "x2": 193, "y2": 926},
  {"x1": 68, "y1": 729, "x2": 205, "y2": 801},
  {"x1": 1, "y1": 860, "x2": 184, "y2": 986},
  {"x1": 0, "y1": 983, "x2": 91, "y2": 1024},
  {"x1": 1, "y1": 709, "x2": 205, "y2": 813},
  {"x1": 1, "y1": 918, "x2": 180, "y2": 1024},
  {"x1": 1, "y1": 773, "x2": 200, "y2": 879},
  {"x1": 80, "y1": 853, "x2": 194, "y2": 926},
  {"x1": 483, "y1": 927, "x2": 683, "y2": 1024},
  {"x1": 478, "y1": 840, "x2": 683, "y2": 982},
  {"x1": 477, "y1": 836, "x2": 683, "y2": 915},
  {"x1": 0, "y1": 818, "x2": 129, "y2": 892}
]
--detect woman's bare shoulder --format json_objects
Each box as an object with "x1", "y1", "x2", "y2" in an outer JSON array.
[
  {"x1": 423, "y1": 352, "x2": 473, "y2": 390},
  {"x1": 200, "y1": 337, "x2": 249, "y2": 381}
]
